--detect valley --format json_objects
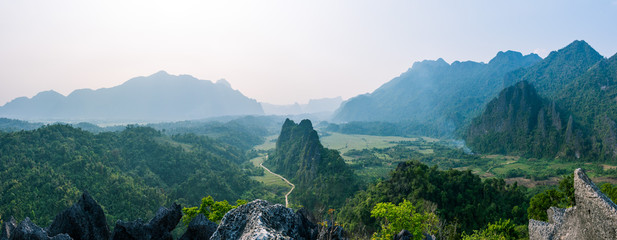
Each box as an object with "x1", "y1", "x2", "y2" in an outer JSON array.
[{"x1": 3, "y1": 39, "x2": 617, "y2": 239}]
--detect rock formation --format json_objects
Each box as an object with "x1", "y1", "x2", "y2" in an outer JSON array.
[
  {"x1": 316, "y1": 224, "x2": 346, "y2": 240},
  {"x1": 111, "y1": 203, "x2": 182, "y2": 240},
  {"x1": 178, "y1": 214, "x2": 218, "y2": 240},
  {"x1": 9, "y1": 218, "x2": 72, "y2": 240},
  {"x1": 529, "y1": 168, "x2": 617, "y2": 239},
  {"x1": 2, "y1": 192, "x2": 350, "y2": 240},
  {"x1": 210, "y1": 199, "x2": 321, "y2": 240},
  {"x1": 1, "y1": 216, "x2": 17, "y2": 240},
  {"x1": 394, "y1": 230, "x2": 413, "y2": 240},
  {"x1": 47, "y1": 191, "x2": 110, "y2": 240}
]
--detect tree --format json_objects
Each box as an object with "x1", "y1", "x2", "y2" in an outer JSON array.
[
  {"x1": 370, "y1": 200, "x2": 438, "y2": 240},
  {"x1": 600, "y1": 183, "x2": 617, "y2": 203},
  {"x1": 181, "y1": 195, "x2": 247, "y2": 225},
  {"x1": 461, "y1": 219, "x2": 526, "y2": 240},
  {"x1": 528, "y1": 175, "x2": 574, "y2": 221}
]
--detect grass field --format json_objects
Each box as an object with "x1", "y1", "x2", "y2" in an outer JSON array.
[
  {"x1": 252, "y1": 131, "x2": 617, "y2": 190},
  {"x1": 250, "y1": 132, "x2": 435, "y2": 183},
  {"x1": 320, "y1": 132, "x2": 422, "y2": 154},
  {"x1": 254, "y1": 132, "x2": 428, "y2": 153},
  {"x1": 253, "y1": 135, "x2": 278, "y2": 151},
  {"x1": 471, "y1": 155, "x2": 617, "y2": 187},
  {"x1": 250, "y1": 156, "x2": 292, "y2": 189}
]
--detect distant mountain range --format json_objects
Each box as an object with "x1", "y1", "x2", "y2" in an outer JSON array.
[
  {"x1": 261, "y1": 97, "x2": 343, "y2": 116},
  {"x1": 331, "y1": 39, "x2": 617, "y2": 160},
  {"x1": 0, "y1": 71, "x2": 264, "y2": 122},
  {"x1": 333, "y1": 49, "x2": 542, "y2": 134}
]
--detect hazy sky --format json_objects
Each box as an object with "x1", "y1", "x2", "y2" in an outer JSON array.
[{"x1": 1, "y1": 0, "x2": 616, "y2": 106}]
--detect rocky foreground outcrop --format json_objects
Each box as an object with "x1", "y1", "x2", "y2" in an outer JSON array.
[
  {"x1": 210, "y1": 199, "x2": 320, "y2": 240},
  {"x1": 529, "y1": 168, "x2": 617, "y2": 239},
  {"x1": 47, "y1": 191, "x2": 109, "y2": 240},
  {"x1": 1, "y1": 194, "x2": 348, "y2": 240},
  {"x1": 111, "y1": 202, "x2": 182, "y2": 240}
]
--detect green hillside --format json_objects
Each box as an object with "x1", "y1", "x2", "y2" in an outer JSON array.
[{"x1": 0, "y1": 124, "x2": 264, "y2": 227}]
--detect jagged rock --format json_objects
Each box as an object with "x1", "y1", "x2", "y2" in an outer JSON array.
[
  {"x1": 210, "y1": 199, "x2": 318, "y2": 240},
  {"x1": 318, "y1": 224, "x2": 347, "y2": 240},
  {"x1": 1, "y1": 216, "x2": 17, "y2": 240},
  {"x1": 9, "y1": 218, "x2": 72, "y2": 240},
  {"x1": 296, "y1": 209, "x2": 319, "y2": 240},
  {"x1": 422, "y1": 233, "x2": 436, "y2": 240},
  {"x1": 178, "y1": 214, "x2": 217, "y2": 240},
  {"x1": 394, "y1": 229, "x2": 412, "y2": 240},
  {"x1": 111, "y1": 203, "x2": 182, "y2": 240},
  {"x1": 47, "y1": 191, "x2": 109, "y2": 240},
  {"x1": 149, "y1": 203, "x2": 183, "y2": 233},
  {"x1": 528, "y1": 168, "x2": 617, "y2": 239}
]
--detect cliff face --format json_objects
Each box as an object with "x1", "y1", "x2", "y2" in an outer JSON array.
[{"x1": 528, "y1": 168, "x2": 617, "y2": 239}]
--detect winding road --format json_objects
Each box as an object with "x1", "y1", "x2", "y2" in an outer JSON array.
[{"x1": 260, "y1": 155, "x2": 295, "y2": 208}]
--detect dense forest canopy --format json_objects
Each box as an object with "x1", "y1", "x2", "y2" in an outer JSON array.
[
  {"x1": 338, "y1": 160, "x2": 528, "y2": 238},
  {"x1": 0, "y1": 124, "x2": 267, "y2": 227}
]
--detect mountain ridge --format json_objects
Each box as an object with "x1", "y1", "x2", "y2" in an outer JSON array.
[
  {"x1": 466, "y1": 42, "x2": 617, "y2": 160},
  {"x1": 0, "y1": 71, "x2": 264, "y2": 122},
  {"x1": 333, "y1": 49, "x2": 542, "y2": 136}
]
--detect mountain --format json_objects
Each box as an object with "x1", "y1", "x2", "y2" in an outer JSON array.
[
  {"x1": 464, "y1": 81, "x2": 579, "y2": 157},
  {"x1": 261, "y1": 97, "x2": 343, "y2": 115},
  {"x1": 503, "y1": 40, "x2": 604, "y2": 98},
  {"x1": 555, "y1": 52, "x2": 617, "y2": 159},
  {"x1": 264, "y1": 119, "x2": 359, "y2": 210},
  {"x1": 466, "y1": 41, "x2": 615, "y2": 160},
  {"x1": 0, "y1": 71, "x2": 264, "y2": 122},
  {"x1": 333, "y1": 51, "x2": 541, "y2": 135}
]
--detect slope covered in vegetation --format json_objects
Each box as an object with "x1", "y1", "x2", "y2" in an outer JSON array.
[
  {"x1": 338, "y1": 160, "x2": 528, "y2": 238},
  {"x1": 0, "y1": 124, "x2": 265, "y2": 227}
]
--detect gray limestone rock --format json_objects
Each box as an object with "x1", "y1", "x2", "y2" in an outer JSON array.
[
  {"x1": 1, "y1": 216, "x2": 17, "y2": 240},
  {"x1": 528, "y1": 168, "x2": 617, "y2": 239},
  {"x1": 9, "y1": 218, "x2": 72, "y2": 240},
  {"x1": 210, "y1": 200, "x2": 318, "y2": 240},
  {"x1": 178, "y1": 214, "x2": 218, "y2": 240},
  {"x1": 47, "y1": 191, "x2": 110, "y2": 240},
  {"x1": 394, "y1": 229, "x2": 413, "y2": 240},
  {"x1": 317, "y1": 224, "x2": 347, "y2": 240},
  {"x1": 111, "y1": 203, "x2": 182, "y2": 240}
]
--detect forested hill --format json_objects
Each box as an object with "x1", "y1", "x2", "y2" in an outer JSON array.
[
  {"x1": 557, "y1": 53, "x2": 617, "y2": 159},
  {"x1": 0, "y1": 71, "x2": 264, "y2": 122},
  {"x1": 333, "y1": 50, "x2": 541, "y2": 134},
  {"x1": 0, "y1": 124, "x2": 264, "y2": 227},
  {"x1": 466, "y1": 42, "x2": 617, "y2": 161},
  {"x1": 264, "y1": 119, "x2": 359, "y2": 210},
  {"x1": 465, "y1": 81, "x2": 577, "y2": 158}
]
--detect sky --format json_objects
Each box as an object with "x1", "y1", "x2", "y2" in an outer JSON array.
[{"x1": 1, "y1": 0, "x2": 617, "y2": 106}]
